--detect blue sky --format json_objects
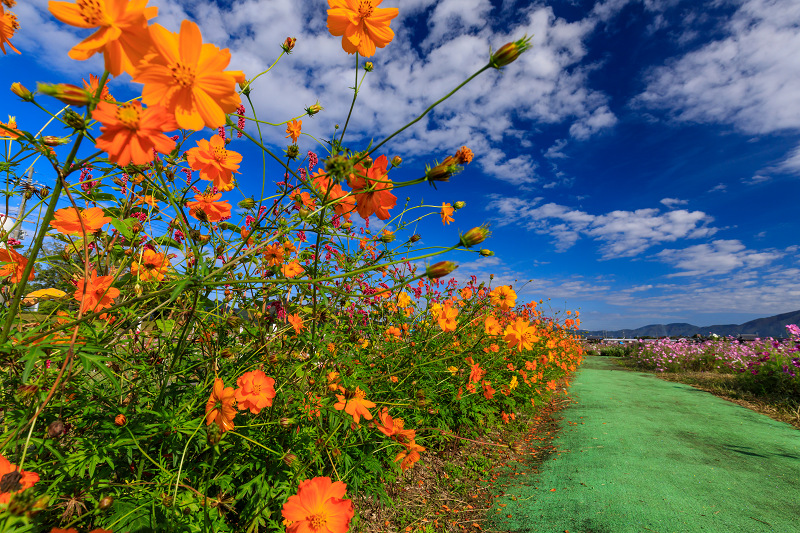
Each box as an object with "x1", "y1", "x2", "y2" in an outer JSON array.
[{"x1": 2, "y1": 0, "x2": 799, "y2": 330}]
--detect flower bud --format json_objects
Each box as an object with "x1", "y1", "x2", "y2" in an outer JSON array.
[
  {"x1": 62, "y1": 109, "x2": 86, "y2": 131},
  {"x1": 379, "y1": 230, "x2": 395, "y2": 243},
  {"x1": 409, "y1": 234, "x2": 421, "y2": 243},
  {"x1": 282, "y1": 453, "x2": 298, "y2": 467},
  {"x1": 490, "y1": 35, "x2": 533, "y2": 69},
  {"x1": 479, "y1": 249, "x2": 494, "y2": 257},
  {"x1": 237, "y1": 198, "x2": 256, "y2": 210},
  {"x1": 340, "y1": 221, "x2": 352, "y2": 230},
  {"x1": 459, "y1": 225, "x2": 491, "y2": 248},
  {"x1": 239, "y1": 79, "x2": 252, "y2": 96},
  {"x1": 279, "y1": 417, "x2": 295, "y2": 429},
  {"x1": 363, "y1": 61, "x2": 374, "y2": 72},
  {"x1": 10, "y1": 82, "x2": 32, "y2": 101},
  {"x1": 453, "y1": 201, "x2": 466, "y2": 210},
  {"x1": 425, "y1": 156, "x2": 461, "y2": 187},
  {"x1": 426, "y1": 261, "x2": 458, "y2": 279},
  {"x1": 305, "y1": 101, "x2": 323, "y2": 116},
  {"x1": 47, "y1": 419, "x2": 65, "y2": 438},
  {"x1": 37, "y1": 83, "x2": 93, "y2": 107},
  {"x1": 99, "y1": 495, "x2": 114, "y2": 510},
  {"x1": 391, "y1": 155, "x2": 402, "y2": 167},
  {"x1": 286, "y1": 144, "x2": 299, "y2": 160},
  {"x1": 114, "y1": 414, "x2": 127, "y2": 426},
  {"x1": 41, "y1": 136, "x2": 69, "y2": 146},
  {"x1": 282, "y1": 37, "x2": 296, "y2": 53}
]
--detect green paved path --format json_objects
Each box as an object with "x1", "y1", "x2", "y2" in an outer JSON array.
[{"x1": 492, "y1": 356, "x2": 800, "y2": 533}]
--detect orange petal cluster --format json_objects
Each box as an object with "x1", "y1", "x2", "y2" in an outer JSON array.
[
  {"x1": 50, "y1": 206, "x2": 111, "y2": 235},
  {"x1": 281, "y1": 477, "x2": 354, "y2": 533},
  {"x1": 234, "y1": 370, "x2": 276, "y2": 415},
  {"x1": 205, "y1": 378, "x2": 236, "y2": 432},
  {"x1": 186, "y1": 135, "x2": 242, "y2": 192},
  {"x1": 348, "y1": 154, "x2": 396, "y2": 221},
  {"x1": 92, "y1": 101, "x2": 176, "y2": 166},
  {"x1": 326, "y1": 0, "x2": 398, "y2": 57}
]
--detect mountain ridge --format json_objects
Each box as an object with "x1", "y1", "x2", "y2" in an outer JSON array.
[{"x1": 581, "y1": 309, "x2": 800, "y2": 338}]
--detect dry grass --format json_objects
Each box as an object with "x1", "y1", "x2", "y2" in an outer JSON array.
[
  {"x1": 354, "y1": 383, "x2": 574, "y2": 533},
  {"x1": 614, "y1": 360, "x2": 800, "y2": 430}
]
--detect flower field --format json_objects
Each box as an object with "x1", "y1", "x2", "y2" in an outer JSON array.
[
  {"x1": 620, "y1": 326, "x2": 800, "y2": 399},
  {"x1": 0, "y1": 1, "x2": 585, "y2": 532}
]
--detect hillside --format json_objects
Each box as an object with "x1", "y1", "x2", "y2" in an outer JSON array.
[{"x1": 582, "y1": 309, "x2": 800, "y2": 338}]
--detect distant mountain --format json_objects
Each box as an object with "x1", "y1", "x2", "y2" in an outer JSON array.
[{"x1": 581, "y1": 309, "x2": 800, "y2": 339}]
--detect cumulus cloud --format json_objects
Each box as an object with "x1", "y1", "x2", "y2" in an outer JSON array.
[
  {"x1": 10, "y1": 0, "x2": 621, "y2": 186},
  {"x1": 635, "y1": 0, "x2": 800, "y2": 136},
  {"x1": 655, "y1": 239, "x2": 783, "y2": 277},
  {"x1": 487, "y1": 196, "x2": 717, "y2": 257}
]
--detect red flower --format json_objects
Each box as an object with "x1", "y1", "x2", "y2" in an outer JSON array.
[
  {"x1": 0, "y1": 452, "x2": 39, "y2": 504},
  {"x1": 281, "y1": 477, "x2": 354, "y2": 533}
]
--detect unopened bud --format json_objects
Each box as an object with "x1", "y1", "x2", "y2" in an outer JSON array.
[
  {"x1": 41, "y1": 136, "x2": 69, "y2": 146},
  {"x1": 391, "y1": 155, "x2": 402, "y2": 167},
  {"x1": 38, "y1": 83, "x2": 92, "y2": 107},
  {"x1": 114, "y1": 414, "x2": 127, "y2": 426},
  {"x1": 239, "y1": 79, "x2": 252, "y2": 96},
  {"x1": 282, "y1": 453, "x2": 298, "y2": 467},
  {"x1": 379, "y1": 231, "x2": 395, "y2": 243},
  {"x1": 490, "y1": 34, "x2": 533, "y2": 69},
  {"x1": 360, "y1": 155, "x2": 373, "y2": 168},
  {"x1": 282, "y1": 36, "x2": 296, "y2": 53},
  {"x1": 237, "y1": 198, "x2": 256, "y2": 210},
  {"x1": 459, "y1": 225, "x2": 490, "y2": 248},
  {"x1": 426, "y1": 260, "x2": 458, "y2": 279},
  {"x1": 425, "y1": 156, "x2": 461, "y2": 187},
  {"x1": 409, "y1": 234, "x2": 421, "y2": 243},
  {"x1": 286, "y1": 144, "x2": 299, "y2": 160},
  {"x1": 279, "y1": 417, "x2": 295, "y2": 429},
  {"x1": 62, "y1": 109, "x2": 86, "y2": 131},
  {"x1": 47, "y1": 419, "x2": 65, "y2": 438},
  {"x1": 305, "y1": 102, "x2": 323, "y2": 116},
  {"x1": 10, "y1": 82, "x2": 32, "y2": 101},
  {"x1": 453, "y1": 201, "x2": 466, "y2": 210},
  {"x1": 299, "y1": 207, "x2": 310, "y2": 220},
  {"x1": 363, "y1": 61, "x2": 374, "y2": 72},
  {"x1": 99, "y1": 495, "x2": 114, "y2": 510},
  {"x1": 479, "y1": 249, "x2": 494, "y2": 257}
]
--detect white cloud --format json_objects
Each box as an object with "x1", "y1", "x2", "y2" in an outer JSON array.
[
  {"x1": 543, "y1": 139, "x2": 568, "y2": 159},
  {"x1": 655, "y1": 239, "x2": 783, "y2": 277},
  {"x1": 487, "y1": 196, "x2": 717, "y2": 257},
  {"x1": 777, "y1": 142, "x2": 800, "y2": 173},
  {"x1": 741, "y1": 174, "x2": 770, "y2": 185},
  {"x1": 635, "y1": 0, "x2": 800, "y2": 136},
  {"x1": 708, "y1": 183, "x2": 727, "y2": 193},
  {"x1": 660, "y1": 197, "x2": 687, "y2": 207}
]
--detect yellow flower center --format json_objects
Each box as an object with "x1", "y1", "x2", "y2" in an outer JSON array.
[
  {"x1": 357, "y1": 0, "x2": 374, "y2": 19},
  {"x1": 354, "y1": 388, "x2": 366, "y2": 400},
  {"x1": 116, "y1": 103, "x2": 141, "y2": 130},
  {"x1": 308, "y1": 513, "x2": 327, "y2": 530},
  {"x1": 76, "y1": 0, "x2": 108, "y2": 26},
  {"x1": 171, "y1": 62, "x2": 196, "y2": 87},
  {"x1": 213, "y1": 145, "x2": 227, "y2": 162},
  {"x1": 252, "y1": 383, "x2": 261, "y2": 394}
]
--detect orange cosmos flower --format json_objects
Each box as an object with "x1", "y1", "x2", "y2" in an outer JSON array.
[
  {"x1": 375, "y1": 407, "x2": 415, "y2": 445},
  {"x1": 0, "y1": 4, "x2": 20, "y2": 55},
  {"x1": 327, "y1": 0, "x2": 398, "y2": 58},
  {"x1": 0, "y1": 453, "x2": 39, "y2": 504},
  {"x1": 312, "y1": 170, "x2": 356, "y2": 220},
  {"x1": 482, "y1": 380, "x2": 495, "y2": 400},
  {"x1": 385, "y1": 325, "x2": 401, "y2": 339},
  {"x1": 287, "y1": 313, "x2": 304, "y2": 334},
  {"x1": 281, "y1": 477, "x2": 355, "y2": 533},
  {"x1": 50, "y1": 207, "x2": 111, "y2": 235},
  {"x1": 131, "y1": 249, "x2": 170, "y2": 281},
  {"x1": 293, "y1": 191, "x2": 316, "y2": 210},
  {"x1": 347, "y1": 154, "x2": 396, "y2": 221},
  {"x1": 485, "y1": 315, "x2": 502, "y2": 336},
  {"x1": 0, "y1": 247, "x2": 33, "y2": 283},
  {"x1": 490, "y1": 285, "x2": 517, "y2": 311},
  {"x1": 92, "y1": 101, "x2": 177, "y2": 166},
  {"x1": 285, "y1": 120, "x2": 301, "y2": 144},
  {"x1": 436, "y1": 303, "x2": 458, "y2": 332},
  {"x1": 73, "y1": 270, "x2": 119, "y2": 314},
  {"x1": 186, "y1": 192, "x2": 231, "y2": 222},
  {"x1": 262, "y1": 243, "x2": 285, "y2": 266},
  {"x1": 205, "y1": 378, "x2": 236, "y2": 432},
  {"x1": 281, "y1": 261, "x2": 303, "y2": 278},
  {"x1": 234, "y1": 370, "x2": 276, "y2": 415},
  {"x1": 334, "y1": 386, "x2": 375, "y2": 424},
  {"x1": 440, "y1": 202, "x2": 454, "y2": 225},
  {"x1": 503, "y1": 318, "x2": 539, "y2": 352},
  {"x1": 134, "y1": 20, "x2": 245, "y2": 130},
  {"x1": 186, "y1": 135, "x2": 241, "y2": 192},
  {"x1": 394, "y1": 440, "x2": 425, "y2": 471},
  {"x1": 48, "y1": 0, "x2": 157, "y2": 76},
  {"x1": 0, "y1": 115, "x2": 20, "y2": 139},
  {"x1": 83, "y1": 74, "x2": 114, "y2": 102}
]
